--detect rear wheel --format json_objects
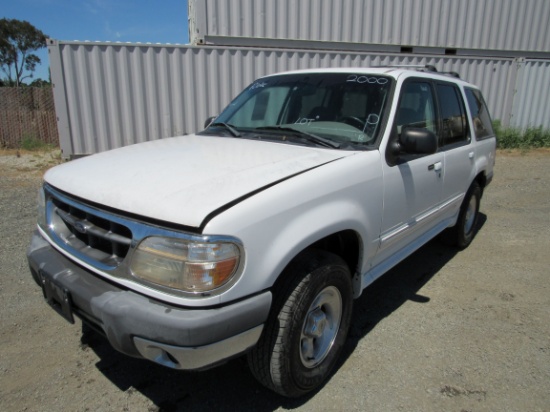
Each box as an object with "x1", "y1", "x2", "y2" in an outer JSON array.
[
  {"x1": 248, "y1": 250, "x2": 353, "y2": 397},
  {"x1": 441, "y1": 181, "x2": 481, "y2": 249}
]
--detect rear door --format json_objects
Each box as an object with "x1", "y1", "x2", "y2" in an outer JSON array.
[{"x1": 436, "y1": 82, "x2": 476, "y2": 221}]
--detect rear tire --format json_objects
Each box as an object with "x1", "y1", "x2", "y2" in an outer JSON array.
[
  {"x1": 248, "y1": 250, "x2": 353, "y2": 398},
  {"x1": 441, "y1": 181, "x2": 481, "y2": 249}
]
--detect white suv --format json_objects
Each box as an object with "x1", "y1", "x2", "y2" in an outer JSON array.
[{"x1": 28, "y1": 66, "x2": 496, "y2": 397}]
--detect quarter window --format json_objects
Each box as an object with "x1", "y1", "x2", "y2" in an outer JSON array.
[{"x1": 465, "y1": 88, "x2": 494, "y2": 139}]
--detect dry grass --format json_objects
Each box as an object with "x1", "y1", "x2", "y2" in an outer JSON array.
[
  {"x1": 496, "y1": 147, "x2": 550, "y2": 157},
  {"x1": 0, "y1": 148, "x2": 64, "y2": 180}
]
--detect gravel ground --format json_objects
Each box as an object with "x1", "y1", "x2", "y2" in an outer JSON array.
[{"x1": 0, "y1": 149, "x2": 549, "y2": 412}]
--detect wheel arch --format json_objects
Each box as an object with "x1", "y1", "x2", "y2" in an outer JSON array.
[
  {"x1": 309, "y1": 229, "x2": 362, "y2": 279},
  {"x1": 272, "y1": 229, "x2": 364, "y2": 298},
  {"x1": 474, "y1": 170, "x2": 488, "y2": 195}
]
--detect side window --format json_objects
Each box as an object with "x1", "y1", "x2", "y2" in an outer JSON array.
[
  {"x1": 395, "y1": 81, "x2": 437, "y2": 135},
  {"x1": 436, "y1": 84, "x2": 469, "y2": 147},
  {"x1": 465, "y1": 88, "x2": 494, "y2": 139}
]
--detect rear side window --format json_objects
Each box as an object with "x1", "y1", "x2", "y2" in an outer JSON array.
[
  {"x1": 436, "y1": 83, "x2": 469, "y2": 147},
  {"x1": 465, "y1": 88, "x2": 494, "y2": 139}
]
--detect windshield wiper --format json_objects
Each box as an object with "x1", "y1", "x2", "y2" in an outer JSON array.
[
  {"x1": 255, "y1": 126, "x2": 341, "y2": 149},
  {"x1": 209, "y1": 122, "x2": 241, "y2": 137}
]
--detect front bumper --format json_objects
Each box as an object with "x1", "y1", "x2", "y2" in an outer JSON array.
[{"x1": 27, "y1": 231, "x2": 271, "y2": 370}]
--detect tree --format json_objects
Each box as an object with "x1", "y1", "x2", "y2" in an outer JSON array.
[
  {"x1": 29, "y1": 78, "x2": 50, "y2": 87},
  {"x1": 0, "y1": 18, "x2": 47, "y2": 87}
]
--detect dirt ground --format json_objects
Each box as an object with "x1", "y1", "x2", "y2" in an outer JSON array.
[{"x1": 0, "y1": 149, "x2": 549, "y2": 412}]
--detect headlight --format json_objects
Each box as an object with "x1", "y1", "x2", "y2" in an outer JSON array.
[
  {"x1": 37, "y1": 185, "x2": 46, "y2": 228},
  {"x1": 130, "y1": 236, "x2": 241, "y2": 294}
]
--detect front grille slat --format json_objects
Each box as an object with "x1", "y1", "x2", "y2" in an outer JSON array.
[{"x1": 51, "y1": 200, "x2": 132, "y2": 268}]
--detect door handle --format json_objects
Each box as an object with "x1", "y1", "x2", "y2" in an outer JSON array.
[
  {"x1": 469, "y1": 151, "x2": 475, "y2": 160},
  {"x1": 428, "y1": 161, "x2": 442, "y2": 172}
]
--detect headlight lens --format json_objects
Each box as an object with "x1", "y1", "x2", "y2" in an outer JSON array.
[{"x1": 130, "y1": 236, "x2": 241, "y2": 293}]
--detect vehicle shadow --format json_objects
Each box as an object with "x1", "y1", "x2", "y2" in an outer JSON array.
[
  {"x1": 334, "y1": 212, "x2": 487, "y2": 382},
  {"x1": 83, "y1": 215, "x2": 486, "y2": 411}
]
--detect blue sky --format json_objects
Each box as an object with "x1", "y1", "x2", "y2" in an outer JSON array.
[{"x1": 1, "y1": 0, "x2": 190, "y2": 81}]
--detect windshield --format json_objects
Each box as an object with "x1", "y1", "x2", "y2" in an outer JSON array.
[{"x1": 205, "y1": 72, "x2": 393, "y2": 149}]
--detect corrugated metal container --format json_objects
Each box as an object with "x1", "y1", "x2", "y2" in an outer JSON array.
[
  {"x1": 190, "y1": 0, "x2": 550, "y2": 56},
  {"x1": 510, "y1": 59, "x2": 550, "y2": 129},
  {"x1": 49, "y1": 40, "x2": 515, "y2": 157}
]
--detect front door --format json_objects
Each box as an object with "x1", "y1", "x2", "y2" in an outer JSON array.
[{"x1": 374, "y1": 80, "x2": 444, "y2": 268}]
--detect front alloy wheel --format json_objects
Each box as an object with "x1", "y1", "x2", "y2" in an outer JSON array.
[
  {"x1": 300, "y1": 286, "x2": 342, "y2": 368},
  {"x1": 248, "y1": 250, "x2": 353, "y2": 397}
]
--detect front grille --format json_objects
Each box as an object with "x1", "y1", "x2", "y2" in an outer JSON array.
[
  {"x1": 47, "y1": 191, "x2": 132, "y2": 268},
  {"x1": 41, "y1": 184, "x2": 243, "y2": 299}
]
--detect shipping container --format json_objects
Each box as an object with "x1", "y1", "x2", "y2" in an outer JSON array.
[
  {"x1": 49, "y1": 40, "x2": 520, "y2": 158},
  {"x1": 189, "y1": 0, "x2": 550, "y2": 57},
  {"x1": 510, "y1": 59, "x2": 550, "y2": 129}
]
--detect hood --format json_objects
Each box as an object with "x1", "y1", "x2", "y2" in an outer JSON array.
[{"x1": 45, "y1": 135, "x2": 350, "y2": 228}]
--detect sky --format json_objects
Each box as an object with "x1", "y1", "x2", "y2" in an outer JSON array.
[{"x1": 1, "y1": 0, "x2": 190, "y2": 81}]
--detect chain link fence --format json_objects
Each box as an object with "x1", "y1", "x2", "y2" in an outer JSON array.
[{"x1": 0, "y1": 87, "x2": 59, "y2": 149}]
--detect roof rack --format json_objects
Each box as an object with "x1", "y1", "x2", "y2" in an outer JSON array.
[{"x1": 374, "y1": 64, "x2": 461, "y2": 79}]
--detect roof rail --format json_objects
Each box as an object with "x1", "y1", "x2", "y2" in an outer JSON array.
[
  {"x1": 374, "y1": 64, "x2": 461, "y2": 78},
  {"x1": 441, "y1": 71, "x2": 461, "y2": 78}
]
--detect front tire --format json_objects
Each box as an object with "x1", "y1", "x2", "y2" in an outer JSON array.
[{"x1": 248, "y1": 250, "x2": 353, "y2": 397}]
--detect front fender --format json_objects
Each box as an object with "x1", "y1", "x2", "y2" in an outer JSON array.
[{"x1": 204, "y1": 151, "x2": 384, "y2": 303}]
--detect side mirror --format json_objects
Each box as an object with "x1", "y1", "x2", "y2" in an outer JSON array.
[
  {"x1": 399, "y1": 127, "x2": 438, "y2": 154},
  {"x1": 204, "y1": 116, "x2": 216, "y2": 129}
]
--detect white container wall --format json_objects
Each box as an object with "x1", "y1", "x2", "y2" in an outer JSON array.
[
  {"x1": 510, "y1": 59, "x2": 550, "y2": 129},
  {"x1": 190, "y1": 0, "x2": 550, "y2": 55},
  {"x1": 49, "y1": 40, "x2": 517, "y2": 157}
]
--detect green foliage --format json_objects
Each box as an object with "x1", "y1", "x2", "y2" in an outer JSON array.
[
  {"x1": 29, "y1": 78, "x2": 50, "y2": 87},
  {"x1": 493, "y1": 120, "x2": 550, "y2": 149},
  {"x1": 0, "y1": 18, "x2": 47, "y2": 87},
  {"x1": 20, "y1": 133, "x2": 55, "y2": 151}
]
